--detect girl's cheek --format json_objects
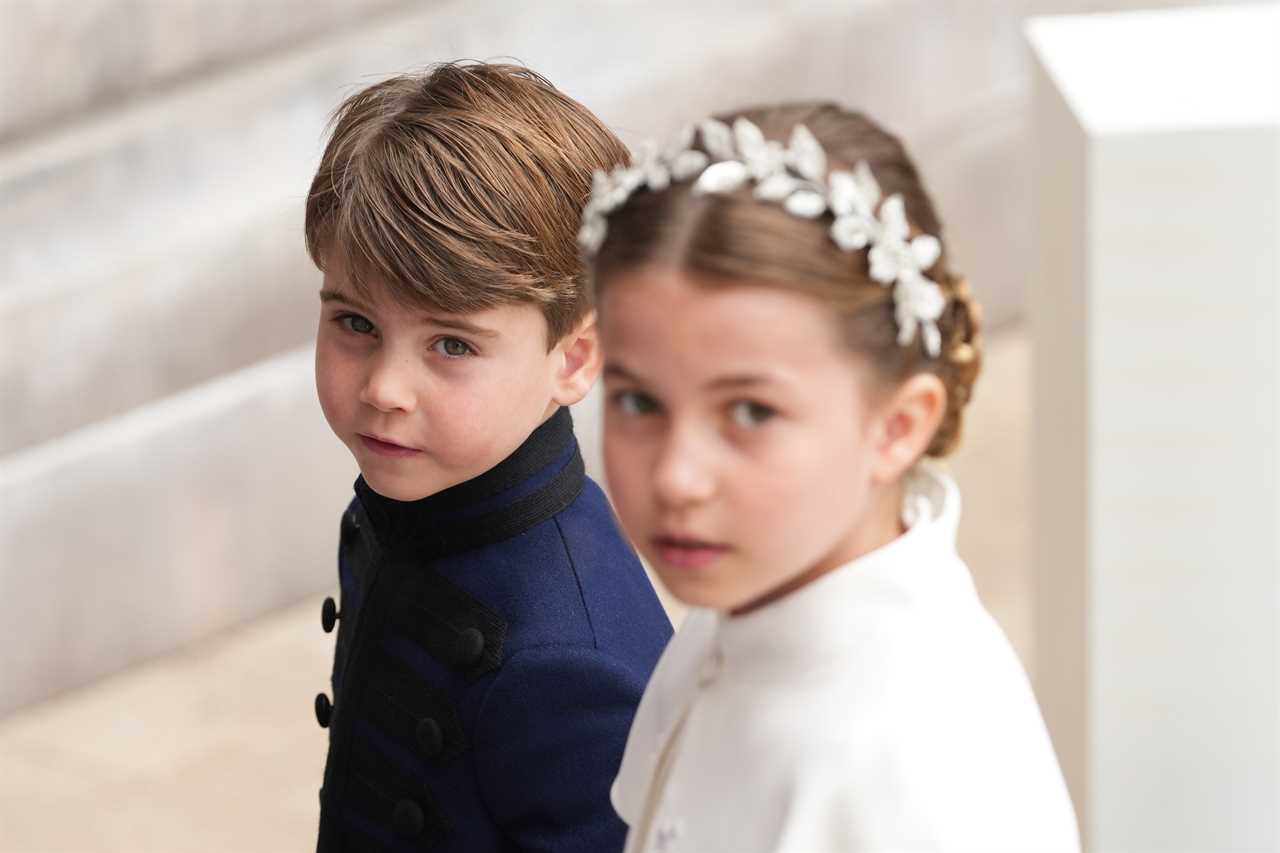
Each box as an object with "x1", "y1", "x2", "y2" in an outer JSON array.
[{"x1": 604, "y1": 437, "x2": 643, "y2": 497}]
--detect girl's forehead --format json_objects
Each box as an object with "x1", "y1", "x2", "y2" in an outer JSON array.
[
  {"x1": 599, "y1": 268, "x2": 856, "y2": 384},
  {"x1": 601, "y1": 269, "x2": 836, "y2": 339}
]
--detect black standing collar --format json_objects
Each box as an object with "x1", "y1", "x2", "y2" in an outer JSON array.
[{"x1": 352, "y1": 406, "x2": 584, "y2": 558}]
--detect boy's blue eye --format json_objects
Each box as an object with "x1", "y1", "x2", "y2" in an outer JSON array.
[
  {"x1": 730, "y1": 400, "x2": 775, "y2": 428},
  {"x1": 433, "y1": 337, "x2": 473, "y2": 358},
  {"x1": 614, "y1": 390, "x2": 659, "y2": 416},
  {"x1": 337, "y1": 313, "x2": 375, "y2": 335}
]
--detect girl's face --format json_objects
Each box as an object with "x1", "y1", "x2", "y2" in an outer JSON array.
[{"x1": 599, "y1": 267, "x2": 903, "y2": 614}]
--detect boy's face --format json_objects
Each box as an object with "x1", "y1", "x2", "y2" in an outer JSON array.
[
  {"x1": 599, "y1": 267, "x2": 899, "y2": 615},
  {"x1": 315, "y1": 263, "x2": 569, "y2": 502}
]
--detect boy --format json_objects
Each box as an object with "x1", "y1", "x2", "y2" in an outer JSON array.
[{"x1": 304, "y1": 63, "x2": 672, "y2": 852}]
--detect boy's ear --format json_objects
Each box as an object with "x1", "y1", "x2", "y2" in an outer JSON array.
[
  {"x1": 550, "y1": 311, "x2": 602, "y2": 407},
  {"x1": 867, "y1": 372, "x2": 947, "y2": 484}
]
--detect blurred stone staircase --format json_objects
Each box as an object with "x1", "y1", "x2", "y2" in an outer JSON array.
[{"x1": 0, "y1": 0, "x2": 1223, "y2": 717}]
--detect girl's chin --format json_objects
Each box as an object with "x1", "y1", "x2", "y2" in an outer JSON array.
[
  {"x1": 658, "y1": 570, "x2": 802, "y2": 616},
  {"x1": 655, "y1": 573, "x2": 757, "y2": 614}
]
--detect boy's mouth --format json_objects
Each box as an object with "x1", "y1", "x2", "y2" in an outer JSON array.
[
  {"x1": 652, "y1": 534, "x2": 729, "y2": 570},
  {"x1": 358, "y1": 433, "x2": 422, "y2": 458}
]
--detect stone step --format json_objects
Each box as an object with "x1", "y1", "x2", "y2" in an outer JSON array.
[
  {"x1": 0, "y1": 0, "x2": 416, "y2": 143},
  {"x1": 0, "y1": 346, "x2": 356, "y2": 717},
  {"x1": 0, "y1": 204, "x2": 318, "y2": 457}
]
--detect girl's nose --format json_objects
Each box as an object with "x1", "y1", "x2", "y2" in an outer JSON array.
[
  {"x1": 652, "y1": 427, "x2": 717, "y2": 508},
  {"x1": 358, "y1": 351, "x2": 417, "y2": 413}
]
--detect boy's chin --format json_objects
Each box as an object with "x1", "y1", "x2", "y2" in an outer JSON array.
[{"x1": 358, "y1": 469, "x2": 451, "y2": 502}]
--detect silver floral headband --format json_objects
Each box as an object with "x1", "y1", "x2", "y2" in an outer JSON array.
[{"x1": 578, "y1": 117, "x2": 947, "y2": 357}]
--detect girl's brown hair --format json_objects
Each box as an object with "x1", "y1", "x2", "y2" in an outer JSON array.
[
  {"x1": 305, "y1": 61, "x2": 629, "y2": 347},
  {"x1": 590, "y1": 102, "x2": 982, "y2": 456}
]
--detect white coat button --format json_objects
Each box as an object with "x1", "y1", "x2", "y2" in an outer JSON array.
[
  {"x1": 698, "y1": 649, "x2": 722, "y2": 687},
  {"x1": 654, "y1": 818, "x2": 684, "y2": 852}
]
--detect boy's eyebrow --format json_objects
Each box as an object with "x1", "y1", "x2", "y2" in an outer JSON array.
[
  {"x1": 319, "y1": 288, "x2": 371, "y2": 312},
  {"x1": 425, "y1": 316, "x2": 500, "y2": 338},
  {"x1": 319, "y1": 288, "x2": 499, "y2": 338}
]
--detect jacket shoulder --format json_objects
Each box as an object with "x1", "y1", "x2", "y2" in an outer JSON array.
[{"x1": 553, "y1": 477, "x2": 673, "y2": 658}]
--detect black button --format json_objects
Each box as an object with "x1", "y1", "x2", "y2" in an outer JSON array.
[
  {"x1": 321, "y1": 597, "x2": 339, "y2": 633},
  {"x1": 314, "y1": 692, "x2": 332, "y2": 728},
  {"x1": 392, "y1": 799, "x2": 424, "y2": 838},
  {"x1": 415, "y1": 717, "x2": 443, "y2": 758},
  {"x1": 454, "y1": 627, "x2": 485, "y2": 668}
]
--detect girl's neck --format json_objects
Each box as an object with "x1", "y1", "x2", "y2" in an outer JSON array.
[{"x1": 729, "y1": 478, "x2": 908, "y2": 618}]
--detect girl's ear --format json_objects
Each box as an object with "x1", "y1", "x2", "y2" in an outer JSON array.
[
  {"x1": 868, "y1": 372, "x2": 947, "y2": 484},
  {"x1": 550, "y1": 310, "x2": 602, "y2": 407}
]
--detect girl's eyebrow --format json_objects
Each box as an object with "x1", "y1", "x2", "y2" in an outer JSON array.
[
  {"x1": 705, "y1": 373, "x2": 773, "y2": 391},
  {"x1": 606, "y1": 362, "x2": 784, "y2": 392},
  {"x1": 603, "y1": 362, "x2": 641, "y2": 382}
]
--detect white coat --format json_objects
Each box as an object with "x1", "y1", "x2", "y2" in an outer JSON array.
[{"x1": 613, "y1": 466, "x2": 1081, "y2": 852}]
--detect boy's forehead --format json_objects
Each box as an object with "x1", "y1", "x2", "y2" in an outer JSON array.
[{"x1": 320, "y1": 261, "x2": 443, "y2": 315}]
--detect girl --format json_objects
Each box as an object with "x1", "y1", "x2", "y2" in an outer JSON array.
[{"x1": 580, "y1": 103, "x2": 1080, "y2": 851}]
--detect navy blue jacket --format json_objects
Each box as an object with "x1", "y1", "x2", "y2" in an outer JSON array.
[{"x1": 315, "y1": 407, "x2": 672, "y2": 852}]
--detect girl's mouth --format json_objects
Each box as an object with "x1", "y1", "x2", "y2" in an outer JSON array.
[
  {"x1": 652, "y1": 536, "x2": 729, "y2": 570},
  {"x1": 358, "y1": 434, "x2": 422, "y2": 458}
]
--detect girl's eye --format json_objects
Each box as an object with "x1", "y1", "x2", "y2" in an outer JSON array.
[
  {"x1": 337, "y1": 313, "x2": 375, "y2": 335},
  {"x1": 730, "y1": 400, "x2": 775, "y2": 428},
  {"x1": 432, "y1": 337, "x2": 474, "y2": 358},
  {"x1": 613, "y1": 390, "x2": 659, "y2": 417}
]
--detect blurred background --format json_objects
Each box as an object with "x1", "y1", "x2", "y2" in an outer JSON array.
[{"x1": 0, "y1": 1, "x2": 1273, "y2": 850}]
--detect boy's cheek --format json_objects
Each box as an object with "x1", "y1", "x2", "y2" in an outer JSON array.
[
  {"x1": 314, "y1": 349, "x2": 355, "y2": 435},
  {"x1": 315, "y1": 386, "x2": 349, "y2": 444}
]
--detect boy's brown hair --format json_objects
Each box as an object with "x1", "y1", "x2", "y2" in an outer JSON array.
[{"x1": 305, "y1": 61, "x2": 629, "y2": 346}]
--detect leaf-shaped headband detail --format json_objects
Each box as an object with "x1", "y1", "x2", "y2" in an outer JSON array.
[{"x1": 579, "y1": 117, "x2": 948, "y2": 358}]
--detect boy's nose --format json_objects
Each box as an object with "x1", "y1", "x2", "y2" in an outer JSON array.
[{"x1": 359, "y1": 354, "x2": 417, "y2": 413}]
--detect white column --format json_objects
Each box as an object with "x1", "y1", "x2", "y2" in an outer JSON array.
[{"x1": 1027, "y1": 4, "x2": 1280, "y2": 849}]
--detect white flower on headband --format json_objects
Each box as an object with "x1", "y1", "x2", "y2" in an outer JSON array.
[
  {"x1": 632, "y1": 141, "x2": 670, "y2": 192},
  {"x1": 578, "y1": 118, "x2": 951, "y2": 357},
  {"x1": 693, "y1": 160, "x2": 749, "y2": 195},
  {"x1": 734, "y1": 118, "x2": 787, "y2": 182},
  {"x1": 828, "y1": 162, "x2": 882, "y2": 251},
  {"x1": 699, "y1": 119, "x2": 737, "y2": 162},
  {"x1": 867, "y1": 195, "x2": 942, "y2": 286},
  {"x1": 895, "y1": 272, "x2": 947, "y2": 357}
]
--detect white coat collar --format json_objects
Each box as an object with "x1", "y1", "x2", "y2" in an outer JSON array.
[{"x1": 611, "y1": 464, "x2": 963, "y2": 824}]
